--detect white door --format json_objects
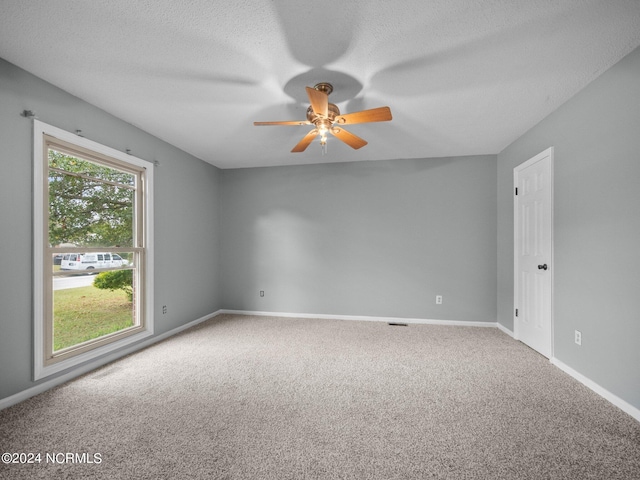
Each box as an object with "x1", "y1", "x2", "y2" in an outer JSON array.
[{"x1": 514, "y1": 147, "x2": 554, "y2": 358}]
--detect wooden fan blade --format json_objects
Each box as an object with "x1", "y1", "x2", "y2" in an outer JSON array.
[
  {"x1": 254, "y1": 120, "x2": 311, "y2": 126},
  {"x1": 334, "y1": 106, "x2": 392, "y2": 125},
  {"x1": 291, "y1": 129, "x2": 319, "y2": 153},
  {"x1": 330, "y1": 127, "x2": 368, "y2": 149},
  {"x1": 306, "y1": 86, "x2": 328, "y2": 117}
]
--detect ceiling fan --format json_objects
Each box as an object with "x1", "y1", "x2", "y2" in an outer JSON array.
[{"x1": 254, "y1": 82, "x2": 392, "y2": 153}]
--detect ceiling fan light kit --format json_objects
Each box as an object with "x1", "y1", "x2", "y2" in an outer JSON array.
[{"x1": 254, "y1": 83, "x2": 392, "y2": 154}]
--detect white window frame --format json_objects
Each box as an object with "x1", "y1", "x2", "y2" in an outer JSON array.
[{"x1": 33, "y1": 120, "x2": 154, "y2": 380}]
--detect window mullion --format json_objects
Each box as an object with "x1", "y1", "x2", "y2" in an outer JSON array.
[{"x1": 47, "y1": 247, "x2": 144, "y2": 254}]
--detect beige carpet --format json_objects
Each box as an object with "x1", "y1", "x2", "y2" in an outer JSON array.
[{"x1": 1, "y1": 314, "x2": 638, "y2": 479}]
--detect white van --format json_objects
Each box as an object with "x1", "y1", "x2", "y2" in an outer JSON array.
[{"x1": 60, "y1": 253, "x2": 126, "y2": 271}]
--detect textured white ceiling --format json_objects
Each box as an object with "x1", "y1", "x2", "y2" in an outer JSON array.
[{"x1": 1, "y1": 1, "x2": 640, "y2": 169}]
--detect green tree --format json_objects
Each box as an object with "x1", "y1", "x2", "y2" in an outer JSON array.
[
  {"x1": 48, "y1": 150, "x2": 135, "y2": 247},
  {"x1": 93, "y1": 269, "x2": 134, "y2": 302}
]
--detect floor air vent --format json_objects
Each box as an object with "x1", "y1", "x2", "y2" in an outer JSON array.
[{"x1": 388, "y1": 322, "x2": 408, "y2": 327}]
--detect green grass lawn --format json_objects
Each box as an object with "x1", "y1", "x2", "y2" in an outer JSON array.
[{"x1": 53, "y1": 285, "x2": 134, "y2": 351}]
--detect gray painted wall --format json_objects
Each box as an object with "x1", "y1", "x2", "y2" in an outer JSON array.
[
  {"x1": 221, "y1": 156, "x2": 497, "y2": 321},
  {"x1": 0, "y1": 58, "x2": 222, "y2": 401},
  {"x1": 497, "y1": 47, "x2": 640, "y2": 409}
]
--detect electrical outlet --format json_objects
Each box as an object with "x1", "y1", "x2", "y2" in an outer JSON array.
[
  {"x1": 260, "y1": 291, "x2": 264, "y2": 297},
  {"x1": 162, "y1": 305, "x2": 167, "y2": 315},
  {"x1": 436, "y1": 295, "x2": 443, "y2": 305},
  {"x1": 574, "y1": 330, "x2": 582, "y2": 346}
]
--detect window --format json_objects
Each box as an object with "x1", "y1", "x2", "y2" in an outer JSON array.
[{"x1": 34, "y1": 121, "x2": 154, "y2": 380}]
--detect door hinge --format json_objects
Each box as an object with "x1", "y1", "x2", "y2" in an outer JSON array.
[
  {"x1": 515, "y1": 308, "x2": 518, "y2": 317},
  {"x1": 515, "y1": 187, "x2": 518, "y2": 195}
]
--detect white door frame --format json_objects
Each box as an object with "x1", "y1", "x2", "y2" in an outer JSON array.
[{"x1": 513, "y1": 147, "x2": 554, "y2": 358}]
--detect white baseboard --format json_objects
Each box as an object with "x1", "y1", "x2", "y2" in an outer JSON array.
[
  {"x1": 496, "y1": 322, "x2": 514, "y2": 337},
  {"x1": 551, "y1": 357, "x2": 640, "y2": 422},
  {"x1": 0, "y1": 310, "x2": 224, "y2": 411},
  {"x1": 219, "y1": 309, "x2": 497, "y2": 328}
]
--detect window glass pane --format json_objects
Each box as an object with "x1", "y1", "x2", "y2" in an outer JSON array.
[
  {"x1": 52, "y1": 255, "x2": 138, "y2": 353},
  {"x1": 48, "y1": 149, "x2": 136, "y2": 248}
]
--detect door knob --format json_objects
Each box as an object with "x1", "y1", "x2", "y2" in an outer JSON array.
[{"x1": 538, "y1": 264, "x2": 548, "y2": 270}]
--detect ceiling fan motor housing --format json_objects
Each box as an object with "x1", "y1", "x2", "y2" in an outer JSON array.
[{"x1": 306, "y1": 103, "x2": 340, "y2": 123}]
